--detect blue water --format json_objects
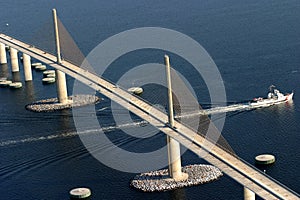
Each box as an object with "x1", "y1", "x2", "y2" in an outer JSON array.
[{"x1": 0, "y1": 0, "x2": 300, "y2": 199}]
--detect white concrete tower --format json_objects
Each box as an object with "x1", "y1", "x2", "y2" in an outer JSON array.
[{"x1": 165, "y1": 55, "x2": 188, "y2": 181}]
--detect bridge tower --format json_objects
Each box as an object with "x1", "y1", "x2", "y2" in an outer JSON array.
[
  {"x1": 52, "y1": 8, "x2": 68, "y2": 104},
  {"x1": 165, "y1": 55, "x2": 188, "y2": 181}
]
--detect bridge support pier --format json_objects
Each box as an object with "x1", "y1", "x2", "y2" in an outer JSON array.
[
  {"x1": 0, "y1": 43, "x2": 7, "y2": 64},
  {"x1": 244, "y1": 187, "x2": 255, "y2": 200},
  {"x1": 56, "y1": 70, "x2": 68, "y2": 104},
  {"x1": 23, "y1": 53, "x2": 32, "y2": 81},
  {"x1": 165, "y1": 55, "x2": 188, "y2": 181},
  {"x1": 167, "y1": 136, "x2": 188, "y2": 181},
  {"x1": 10, "y1": 48, "x2": 19, "y2": 72}
]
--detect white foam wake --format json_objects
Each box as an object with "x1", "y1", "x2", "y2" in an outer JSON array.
[
  {"x1": 0, "y1": 121, "x2": 149, "y2": 147},
  {"x1": 177, "y1": 104, "x2": 250, "y2": 118},
  {"x1": 1, "y1": 102, "x2": 274, "y2": 147}
]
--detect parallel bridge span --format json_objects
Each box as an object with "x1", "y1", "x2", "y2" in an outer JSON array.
[{"x1": 0, "y1": 33, "x2": 299, "y2": 200}]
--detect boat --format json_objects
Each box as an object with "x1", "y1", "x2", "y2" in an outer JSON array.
[{"x1": 250, "y1": 85, "x2": 293, "y2": 107}]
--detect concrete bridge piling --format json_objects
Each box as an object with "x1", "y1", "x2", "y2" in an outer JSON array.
[
  {"x1": 23, "y1": 53, "x2": 32, "y2": 81},
  {"x1": 0, "y1": 43, "x2": 7, "y2": 64},
  {"x1": 10, "y1": 47, "x2": 19, "y2": 72},
  {"x1": 55, "y1": 70, "x2": 68, "y2": 104},
  {"x1": 0, "y1": 43, "x2": 32, "y2": 82}
]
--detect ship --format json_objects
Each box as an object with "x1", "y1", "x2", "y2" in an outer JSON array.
[{"x1": 250, "y1": 85, "x2": 294, "y2": 107}]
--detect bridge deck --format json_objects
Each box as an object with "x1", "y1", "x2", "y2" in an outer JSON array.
[{"x1": 0, "y1": 33, "x2": 299, "y2": 200}]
